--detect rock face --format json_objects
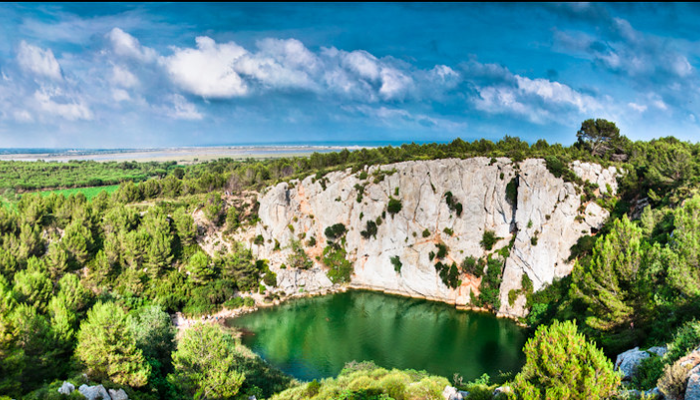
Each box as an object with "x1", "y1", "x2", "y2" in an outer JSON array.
[
  {"x1": 108, "y1": 388, "x2": 129, "y2": 400},
  {"x1": 245, "y1": 158, "x2": 617, "y2": 317},
  {"x1": 442, "y1": 385, "x2": 464, "y2": 400},
  {"x1": 615, "y1": 347, "x2": 668, "y2": 381},
  {"x1": 58, "y1": 381, "x2": 75, "y2": 395},
  {"x1": 78, "y1": 384, "x2": 112, "y2": 400}
]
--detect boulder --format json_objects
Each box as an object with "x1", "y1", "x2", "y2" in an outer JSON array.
[
  {"x1": 615, "y1": 347, "x2": 651, "y2": 380},
  {"x1": 58, "y1": 381, "x2": 75, "y2": 395},
  {"x1": 442, "y1": 385, "x2": 464, "y2": 400},
  {"x1": 78, "y1": 384, "x2": 112, "y2": 400},
  {"x1": 108, "y1": 388, "x2": 129, "y2": 400},
  {"x1": 686, "y1": 364, "x2": 700, "y2": 400},
  {"x1": 648, "y1": 346, "x2": 668, "y2": 357}
]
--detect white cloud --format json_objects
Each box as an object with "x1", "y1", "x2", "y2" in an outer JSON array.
[
  {"x1": 107, "y1": 28, "x2": 157, "y2": 62},
  {"x1": 628, "y1": 102, "x2": 647, "y2": 112},
  {"x1": 34, "y1": 88, "x2": 92, "y2": 121},
  {"x1": 163, "y1": 36, "x2": 248, "y2": 98},
  {"x1": 515, "y1": 76, "x2": 600, "y2": 113},
  {"x1": 352, "y1": 105, "x2": 466, "y2": 131},
  {"x1": 17, "y1": 41, "x2": 62, "y2": 80},
  {"x1": 110, "y1": 65, "x2": 138, "y2": 88},
  {"x1": 13, "y1": 110, "x2": 33, "y2": 122},
  {"x1": 164, "y1": 94, "x2": 203, "y2": 120},
  {"x1": 112, "y1": 88, "x2": 131, "y2": 102}
]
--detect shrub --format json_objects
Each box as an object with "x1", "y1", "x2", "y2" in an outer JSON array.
[
  {"x1": 360, "y1": 220, "x2": 378, "y2": 239},
  {"x1": 513, "y1": 320, "x2": 621, "y2": 400},
  {"x1": 254, "y1": 235, "x2": 264, "y2": 245},
  {"x1": 306, "y1": 236, "x2": 317, "y2": 247},
  {"x1": 461, "y1": 256, "x2": 483, "y2": 277},
  {"x1": 506, "y1": 177, "x2": 518, "y2": 205},
  {"x1": 324, "y1": 223, "x2": 347, "y2": 241},
  {"x1": 436, "y1": 243, "x2": 448, "y2": 260},
  {"x1": 422, "y1": 229, "x2": 431, "y2": 238},
  {"x1": 659, "y1": 361, "x2": 694, "y2": 400},
  {"x1": 323, "y1": 245, "x2": 353, "y2": 284},
  {"x1": 522, "y1": 274, "x2": 534, "y2": 294},
  {"x1": 508, "y1": 289, "x2": 519, "y2": 307},
  {"x1": 390, "y1": 256, "x2": 402, "y2": 274},
  {"x1": 443, "y1": 227, "x2": 454, "y2": 236},
  {"x1": 665, "y1": 320, "x2": 700, "y2": 363},
  {"x1": 387, "y1": 197, "x2": 402, "y2": 216},
  {"x1": 445, "y1": 191, "x2": 463, "y2": 217},
  {"x1": 480, "y1": 230, "x2": 500, "y2": 250}
]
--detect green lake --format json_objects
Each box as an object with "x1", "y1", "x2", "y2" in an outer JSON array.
[{"x1": 227, "y1": 290, "x2": 527, "y2": 382}]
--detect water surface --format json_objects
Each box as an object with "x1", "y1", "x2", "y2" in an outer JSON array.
[{"x1": 227, "y1": 290, "x2": 526, "y2": 382}]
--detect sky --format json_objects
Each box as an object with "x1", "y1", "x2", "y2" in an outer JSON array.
[{"x1": 0, "y1": 3, "x2": 699, "y2": 148}]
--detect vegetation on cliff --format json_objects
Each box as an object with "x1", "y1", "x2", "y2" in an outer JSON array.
[{"x1": 2, "y1": 119, "x2": 700, "y2": 398}]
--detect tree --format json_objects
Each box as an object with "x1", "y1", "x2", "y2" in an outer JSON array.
[
  {"x1": 168, "y1": 323, "x2": 245, "y2": 400},
  {"x1": 76, "y1": 302, "x2": 150, "y2": 387},
  {"x1": 571, "y1": 216, "x2": 647, "y2": 341},
  {"x1": 513, "y1": 320, "x2": 621, "y2": 400},
  {"x1": 187, "y1": 251, "x2": 215, "y2": 283},
  {"x1": 576, "y1": 119, "x2": 621, "y2": 157},
  {"x1": 128, "y1": 305, "x2": 175, "y2": 380},
  {"x1": 173, "y1": 208, "x2": 197, "y2": 246}
]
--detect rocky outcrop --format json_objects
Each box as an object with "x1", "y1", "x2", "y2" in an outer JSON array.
[
  {"x1": 616, "y1": 347, "x2": 653, "y2": 381},
  {"x1": 58, "y1": 381, "x2": 75, "y2": 395},
  {"x1": 78, "y1": 384, "x2": 111, "y2": 400},
  {"x1": 243, "y1": 158, "x2": 618, "y2": 318},
  {"x1": 108, "y1": 389, "x2": 129, "y2": 400},
  {"x1": 442, "y1": 385, "x2": 466, "y2": 400}
]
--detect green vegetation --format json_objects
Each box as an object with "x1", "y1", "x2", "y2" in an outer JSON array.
[
  {"x1": 5, "y1": 119, "x2": 700, "y2": 398},
  {"x1": 513, "y1": 320, "x2": 620, "y2": 399},
  {"x1": 505, "y1": 177, "x2": 518, "y2": 205},
  {"x1": 324, "y1": 223, "x2": 347, "y2": 241},
  {"x1": 271, "y1": 361, "x2": 449, "y2": 400},
  {"x1": 390, "y1": 255, "x2": 402, "y2": 274},
  {"x1": 387, "y1": 196, "x2": 402, "y2": 216},
  {"x1": 480, "y1": 230, "x2": 500, "y2": 251},
  {"x1": 323, "y1": 244, "x2": 353, "y2": 284},
  {"x1": 445, "y1": 191, "x2": 463, "y2": 216},
  {"x1": 360, "y1": 220, "x2": 378, "y2": 239}
]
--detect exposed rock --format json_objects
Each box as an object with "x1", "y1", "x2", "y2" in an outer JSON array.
[
  {"x1": 58, "y1": 381, "x2": 75, "y2": 395},
  {"x1": 78, "y1": 384, "x2": 111, "y2": 400},
  {"x1": 108, "y1": 389, "x2": 129, "y2": 400},
  {"x1": 493, "y1": 386, "x2": 512, "y2": 396},
  {"x1": 645, "y1": 387, "x2": 661, "y2": 398},
  {"x1": 615, "y1": 347, "x2": 651, "y2": 381},
  {"x1": 442, "y1": 385, "x2": 464, "y2": 400},
  {"x1": 648, "y1": 346, "x2": 668, "y2": 357},
  {"x1": 243, "y1": 158, "x2": 618, "y2": 318},
  {"x1": 687, "y1": 364, "x2": 700, "y2": 400}
]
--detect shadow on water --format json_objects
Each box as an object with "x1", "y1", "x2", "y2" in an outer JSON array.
[{"x1": 226, "y1": 290, "x2": 526, "y2": 382}]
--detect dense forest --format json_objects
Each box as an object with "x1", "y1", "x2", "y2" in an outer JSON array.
[{"x1": 2, "y1": 120, "x2": 700, "y2": 399}]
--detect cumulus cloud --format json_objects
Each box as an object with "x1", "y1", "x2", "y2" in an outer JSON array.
[
  {"x1": 110, "y1": 65, "x2": 139, "y2": 88},
  {"x1": 17, "y1": 41, "x2": 63, "y2": 80},
  {"x1": 34, "y1": 88, "x2": 92, "y2": 121},
  {"x1": 163, "y1": 94, "x2": 203, "y2": 120},
  {"x1": 163, "y1": 36, "x2": 248, "y2": 98},
  {"x1": 107, "y1": 28, "x2": 157, "y2": 62},
  {"x1": 471, "y1": 63, "x2": 601, "y2": 124}
]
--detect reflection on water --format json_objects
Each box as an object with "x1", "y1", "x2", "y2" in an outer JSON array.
[{"x1": 227, "y1": 290, "x2": 526, "y2": 382}]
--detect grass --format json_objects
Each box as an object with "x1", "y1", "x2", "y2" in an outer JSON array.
[{"x1": 37, "y1": 184, "x2": 120, "y2": 200}]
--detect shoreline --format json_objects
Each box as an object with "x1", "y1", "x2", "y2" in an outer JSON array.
[{"x1": 172, "y1": 284, "x2": 528, "y2": 330}]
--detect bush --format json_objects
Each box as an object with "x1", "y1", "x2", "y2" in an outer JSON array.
[
  {"x1": 436, "y1": 243, "x2": 448, "y2": 260},
  {"x1": 480, "y1": 231, "x2": 500, "y2": 251},
  {"x1": 659, "y1": 360, "x2": 694, "y2": 400},
  {"x1": 506, "y1": 177, "x2": 518, "y2": 205},
  {"x1": 360, "y1": 220, "x2": 378, "y2": 239},
  {"x1": 422, "y1": 229, "x2": 431, "y2": 238},
  {"x1": 508, "y1": 289, "x2": 519, "y2": 307},
  {"x1": 665, "y1": 320, "x2": 700, "y2": 364},
  {"x1": 387, "y1": 197, "x2": 402, "y2": 216},
  {"x1": 323, "y1": 245, "x2": 353, "y2": 284},
  {"x1": 461, "y1": 256, "x2": 483, "y2": 277},
  {"x1": 513, "y1": 320, "x2": 621, "y2": 400},
  {"x1": 390, "y1": 256, "x2": 402, "y2": 274},
  {"x1": 324, "y1": 223, "x2": 347, "y2": 241}
]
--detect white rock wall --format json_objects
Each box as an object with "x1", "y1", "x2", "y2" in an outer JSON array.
[{"x1": 245, "y1": 157, "x2": 618, "y2": 318}]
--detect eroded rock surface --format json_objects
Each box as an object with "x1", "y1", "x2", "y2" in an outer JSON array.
[{"x1": 241, "y1": 158, "x2": 617, "y2": 318}]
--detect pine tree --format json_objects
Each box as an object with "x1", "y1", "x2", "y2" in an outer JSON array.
[
  {"x1": 513, "y1": 320, "x2": 621, "y2": 400},
  {"x1": 76, "y1": 302, "x2": 150, "y2": 387}
]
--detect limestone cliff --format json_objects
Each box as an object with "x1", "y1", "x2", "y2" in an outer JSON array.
[{"x1": 240, "y1": 157, "x2": 617, "y2": 318}]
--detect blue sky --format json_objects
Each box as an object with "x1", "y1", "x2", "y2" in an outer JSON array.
[{"x1": 0, "y1": 3, "x2": 699, "y2": 148}]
